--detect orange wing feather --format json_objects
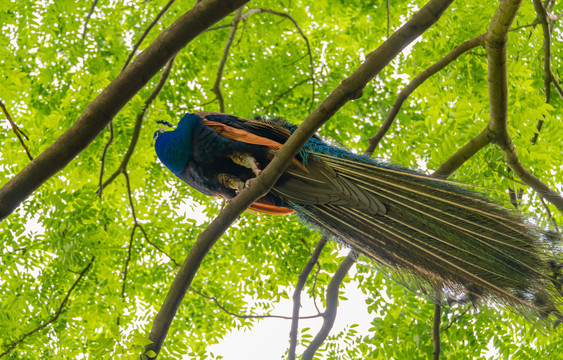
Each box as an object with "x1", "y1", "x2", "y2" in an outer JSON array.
[
  {"x1": 204, "y1": 119, "x2": 305, "y2": 215},
  {"x1": 202, "y1": 119, "x2": 309, "y2": 174}
]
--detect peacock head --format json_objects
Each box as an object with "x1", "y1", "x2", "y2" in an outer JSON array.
[{"x1": 154, "y1": 113, "x2": 201, "y2": 175}]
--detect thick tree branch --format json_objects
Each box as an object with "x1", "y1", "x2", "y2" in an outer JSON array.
[
  {"x1": 213, "y1": 8, "x2": 243, "y2": 112},
  {"x1": 146, "y1": 0, "x2": 454, "y2": 356},
  {"x1": 533, "y1": 0, "x2": 552, "y2": 103},
  {"x1": 0, "y1": 0, "x2": 249, "y2": 221},
  {"x1": 485, "y1": 0, "x2": 521, "y2": 137},
  {"x1": 0, "y1": 100, "x2": 33, "y2": 161},
  {"x1": 432, "y1": 288, "x2": 442, "y2": 360},
  {"x1": 0, "y1": 257, "x2": 94, "y2": 357},
  {"x1": 365, "y1": 34, "x2": 485, "y2": 155},
  {"x1": 301, "y1": 251, "x2": 357, "y2": 360},
  {"x1": 434, "y1": 127, "x2": 492, "y2": 177},
  {"x1": 289, "y1": 236, "x2": 327, "y2": 360},
  {"x1": 485, "y1": 0, "x2": 563, "y2": 214}
]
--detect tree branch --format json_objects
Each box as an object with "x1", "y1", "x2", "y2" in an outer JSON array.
[
  {"x1": 539, "y1": 195, "x2": 560, "y2": 232},
  {"x1": 289, "y1": 236, "x2": 327, "y2": 360},
  {"x1": 82, "y1": 0, "x2": 100, "y2": 40},
  {"x1": 365, "y1": 34, "x2": 485, "y2": 155},
  {"x1": 432, "y1": 288, "x2": 442, "y2": 360},
  {"x1": 99, "y1": 1, "x2": 177, "y2": 197},
  {"x1": 531, "y1": 0, "x2": 552, "y2": 144},
  {"x1": 213, "y1": 8, "x2": 243, "y2": 112},
  {"x1": 122, "y1": 0, "x2": 177, "y2": 71},
  {"x1": 138, "y1": 225, "x2": 181, "y2": 267},
  {"x1": 241, "y1": 8, "x2": 316, "y2": 111},
  {"x1": 118, "y1": 223, "x2": 137, "y2": 326},
  {"x1": 550, "y1": 70, "x2": 563, "y2": 100},
  {"x1": 0, "y1": 100, "x2": 33, "y2": 161},
  {"x1": 0, "y1": 0, "x2": 249, "y2": 221},
  {"x1": 485, "y1": 0, "x2": 522, "y2": 137},
  {"x1": 434, "y1": 127, "x2": 492, "y2": 177},
  {"x1": 386, "y1": 0, "x2": 390, "y2": 38},
  {"x1": 100, "y1": 56, "x2": 176, "y2": 194},
  {"x1": 0, "y1": 257, "x2": 95, "y2": 357},
  {"x1": 301, "y1": 251, "x2": 357, "y2": 360},
  {"x1": 485, "y1": 0, "x2": 563, "y2": 214},
  {"x1": 145, "y1": 0, "x2": 454, "y2": 356},
  {"x1": 440, "y1": 305, "x2": 471, "y2": 332},
  {"x1": 263, "y1": 77, "x2": 313, "y2": 112},
  {"x1": 189, "y1": 288, "x2": 322, "y2": 320},
  {"x1": 97, "y1": 122, "x2": 114, "y2": 197}
]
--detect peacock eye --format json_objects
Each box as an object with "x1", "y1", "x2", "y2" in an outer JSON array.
[{"x1": 153, "y1": 130, "x2": 164, "y2": 141}]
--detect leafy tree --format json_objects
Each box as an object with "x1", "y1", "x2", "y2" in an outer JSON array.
[{"x1": 1, "y1": 0, "x2": 562, "y2": 359}]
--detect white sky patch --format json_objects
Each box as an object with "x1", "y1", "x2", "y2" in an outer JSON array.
[{"x1": 207, "y1": 268, "x2": 373, "y2": 359}]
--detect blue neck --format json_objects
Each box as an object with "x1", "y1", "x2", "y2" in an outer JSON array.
[{"x1": 155, "y1": 113, "x2": 200, "y2": 175}]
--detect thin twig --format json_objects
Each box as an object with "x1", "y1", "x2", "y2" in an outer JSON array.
[
  {"x1": 204, "y1": 24, "x2": 233, "y2": 32},
  {"x1": 539, "y1": 195, "x2": 560, "y2": 232},
  {"x1": 0, "y1": 100, "x2": 33, "y2": 161},
  {"x1": 118, "y1": 224, "x2": 137, "y2": 326},
  {"x1": 241, "y1": 8, "x2": 316, "y2": 111},
  {"x1": 82, "y1": 0, "x2": 100, "y2": 40},
  {"x1": 100, "y1": 56, "x2": 176, "y2": 193},
  {"x1": 386, "y1": 0, "x2": 390, "y2": 38},
  {"x1": 138, "y1": 225, "x2": 181, "y2": 267},
  {"x1": 311, "y1": 258, "x2": 322, "y2": 314},
  {"x1": 234, "y1": 16, "x2": 249, "y2": 46},
  {"x1": 550, "y1": 70, "x2": 563, "y2": 100},
  {"x1": 97, "y1": 122, "x2": 114, "y2": 198},
  {"x1": 213, "y1": 8, "x2": 243, "y2": 112},
  {"x1": 531, "y1": 0, "x2": 552, "y2": 144},
  {"x1": 96, "y1": 0, "x2": 175, "y2": 188},
  {"x1": 440, "y1": 305, "x2": 472, "y2": 332},
  {"x1": 289, "y1": 237, "x2": 327, "y2": 360},
  {"x1": 0, "y1": 257, "x2": 95, "y2": 357},
  {"x1": 122, "y1": 0, "x2": 177, "y2": 71},
  {"x1": 365, "y1": 34, "x2": 485, "y2": 155},
  {"x1": 189, "y1": 288, "x2": 322, "y2": 320},
  {"x1": 263, "y1": 77, "x2": 312, "y2": 112},
  {"x1": 509, "y1": 19, "x2": 539, "y2": 31}
]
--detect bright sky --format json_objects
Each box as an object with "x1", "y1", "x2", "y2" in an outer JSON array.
[{"x1": 208, "y1": 267, "x2": 374, "y2": 359}]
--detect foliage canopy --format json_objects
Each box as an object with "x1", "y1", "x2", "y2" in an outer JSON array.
[{"x1": 1, "y1": 0, "x2": 562, "y2": 358}]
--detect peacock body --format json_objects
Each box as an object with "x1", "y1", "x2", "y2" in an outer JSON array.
[{"x1": 154, "y1": 112, "x2": 562, "y2": 319}]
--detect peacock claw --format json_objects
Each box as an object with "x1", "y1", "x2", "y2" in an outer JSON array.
[
  {"x1": 229, "y1": 152, "x2": 261, "y2": 176},
  {"x1": 217, "y1": 173, "x2": 245, "y2": 193}
]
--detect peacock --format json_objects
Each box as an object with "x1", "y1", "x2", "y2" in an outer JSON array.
[{"x1": 154, "y1": 111, "x2": 562, "y2": 319}]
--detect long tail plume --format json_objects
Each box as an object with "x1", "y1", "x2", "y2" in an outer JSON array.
[{"x1": 292, "y1": 149, "x2": 562, "y2": 318}]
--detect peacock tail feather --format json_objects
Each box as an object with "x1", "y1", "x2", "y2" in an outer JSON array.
[{"x1": 278, "y1": 143, "x2": 562, "y2": 317}]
